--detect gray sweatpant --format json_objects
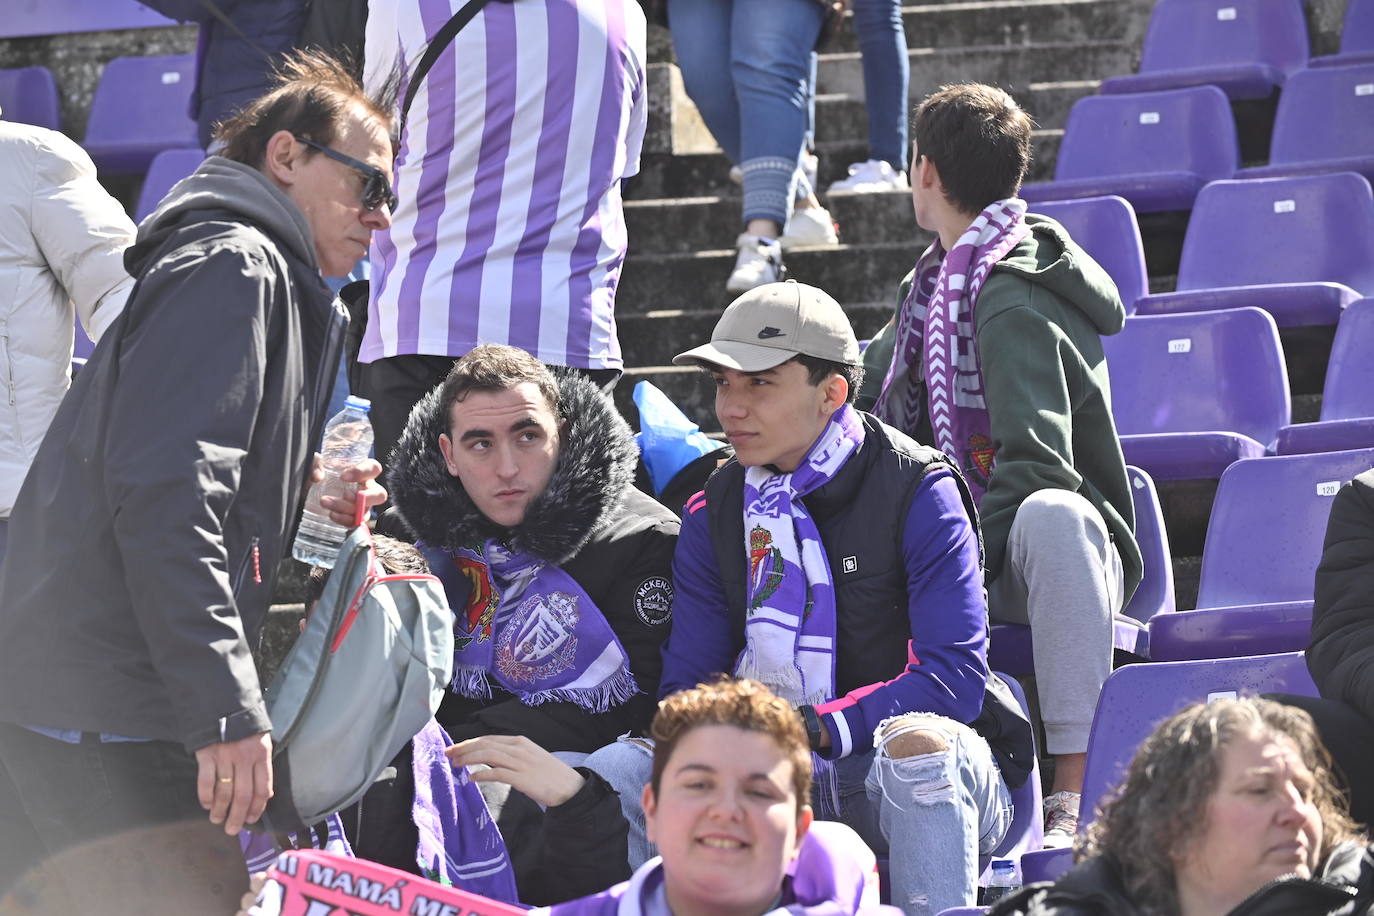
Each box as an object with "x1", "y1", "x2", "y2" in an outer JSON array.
[{"x1": 987, "y1": 489, "x2": 1124, "y2": 756}]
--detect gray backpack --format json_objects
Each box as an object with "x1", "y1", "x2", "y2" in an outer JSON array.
[{"x1": 257, "y1": 524, "x2": 454, "y2": 836}]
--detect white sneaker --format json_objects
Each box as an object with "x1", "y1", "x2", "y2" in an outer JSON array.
[
  {"x1": 1042, "y1": 791, "x2": 1081, "y2": 849},
  {"x1": 826, "y1": 159, "x2": 910, "y2": 194},
  {"x1": 726, "y1": 234, "x2": 786, "y2": 294},
  {"x1": 779, "y1": 206, "x2": 839, "y2": 250}
]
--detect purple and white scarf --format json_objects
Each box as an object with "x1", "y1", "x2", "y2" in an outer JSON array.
[
  {"x1": 734, "y1": 406, "x2": 865, "y2": 708},
  {"x1": 411, "y1": 719, "x2": 519, "y2": 902},
  {"x1": 874, "y1": 198, "x2": 1031, "y2": 501},
  {"x1": 422, "y1": 541, "x2": 639, "y2": 713},
  {"x1": 241, "y1": 813, "x2": 352, "y2": 876}
]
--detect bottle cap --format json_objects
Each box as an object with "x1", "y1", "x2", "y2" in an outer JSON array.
[{"x1": 344, "y1": 395, "x2": 372, "y2": 412}]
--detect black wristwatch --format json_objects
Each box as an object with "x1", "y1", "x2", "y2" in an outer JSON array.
[{"x1": 799, "y1": 704, "x2": 824, "y2": 752}]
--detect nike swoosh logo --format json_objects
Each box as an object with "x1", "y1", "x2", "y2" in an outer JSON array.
[{"x1": 757, "y1": 327, "x2": 785, "y2": 339}]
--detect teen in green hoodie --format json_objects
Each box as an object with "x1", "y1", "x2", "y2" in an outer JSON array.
[{"x1": 858, "y1": 83, "x2": 1142, "y2": 849}]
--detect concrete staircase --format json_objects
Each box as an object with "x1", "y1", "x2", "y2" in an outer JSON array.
[{"x1": 614, "y1": 0, "x2": 1152, "y2": 428}]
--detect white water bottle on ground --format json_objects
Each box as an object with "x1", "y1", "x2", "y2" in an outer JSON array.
[
  {"x1": 292, "y1": 396, "x2": 374, "y2": 568},
  {"x1": 982, "y1": 858, "x2": 1020, "y2": 904}
]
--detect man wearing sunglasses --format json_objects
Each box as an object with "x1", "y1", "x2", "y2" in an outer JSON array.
[{"x1": 0, "y1": 50, "x2": 395, "y2": 909}]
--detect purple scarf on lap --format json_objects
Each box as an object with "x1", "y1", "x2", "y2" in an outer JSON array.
[
  {"x1": 422, "y1": 540, "x2": 639, "y2": 713},
  {"x1": 874, "y1": 198, "x2": 1030, "y2": 500},
  {"x1": 411, "y1": 719, "x2": 519, "y2": 902}
]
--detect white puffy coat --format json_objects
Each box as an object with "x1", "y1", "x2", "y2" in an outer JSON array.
[{"x1": 0, "y1": 121, "x2": 135, "y2": 517}]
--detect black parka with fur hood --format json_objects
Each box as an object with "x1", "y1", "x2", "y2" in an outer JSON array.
[{"x1": 387, "y1": 372, "x2": 680, "y2": 752}]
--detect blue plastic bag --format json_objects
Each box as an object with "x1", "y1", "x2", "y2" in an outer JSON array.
[{"x1": 633, "y1": 381, "x2": 719, "y2": 496}]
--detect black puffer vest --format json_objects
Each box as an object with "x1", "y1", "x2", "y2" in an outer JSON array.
[{"x1": 706, "y1": 412, "x2": 1034, "y2": 787}]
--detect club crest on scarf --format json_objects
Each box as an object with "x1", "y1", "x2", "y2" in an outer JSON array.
[
  {"x1": 420, "y1": 540, "x2": 640, "y2": 713},
  {"x1": 749, "y1": 525, "x2": 785, "y2": 610},
  {"x1": 453, "y1": 555, "x2": 497, "y2": 649},
  {"x1": 965, "y1": 432, "x2": 995, "y2": 489},
  {"x1": 495, "y1": 591, "x2": 581, "y2": 685}
]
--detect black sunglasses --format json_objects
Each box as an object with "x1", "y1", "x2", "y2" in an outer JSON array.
[{"x1": 293, "y1": 134, "x2": 398, "y2": 213}]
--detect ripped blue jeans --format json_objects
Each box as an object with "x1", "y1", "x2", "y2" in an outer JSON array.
[
  {"x1": 856, "y1": 714, "x2": 1012, "y2": 915},
  {"x1": 582, "y1": 713, "x2": 1011, "y2": 916}
]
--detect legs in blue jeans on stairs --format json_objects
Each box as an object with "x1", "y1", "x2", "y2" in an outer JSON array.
[
  {"x1": 667, "y1": 0, "x2": 823, "y2": 227},
  {"x1": 851, "y1": 0, "x2": 910, "y2": 170},
  {"x1": 582, "y1": 714, "x2": 1011, "y2": 916}
]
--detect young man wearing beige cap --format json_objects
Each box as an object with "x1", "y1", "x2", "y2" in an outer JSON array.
[{"x1": 584, "y1": 280, "x2": 1034, "y2": 915}]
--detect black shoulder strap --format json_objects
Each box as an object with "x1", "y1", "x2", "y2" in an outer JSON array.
[{"x1": 401, "y1": 0, "x2": 495, "y2": 130}]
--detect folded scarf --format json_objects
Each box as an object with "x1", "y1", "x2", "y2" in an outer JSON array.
[{"x1": 411, "y1": 719, "x2": 519, "y2": 902}]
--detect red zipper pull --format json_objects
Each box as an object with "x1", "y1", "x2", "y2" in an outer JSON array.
[{"x1": 252, "y1": 543, "x2": 262, "y2": 585}]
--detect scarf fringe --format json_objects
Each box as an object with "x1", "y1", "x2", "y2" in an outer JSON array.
[
  {"x1": 451, "y1": 665, "x2": 494, "y2": 700},
  {"x1": 515, "y1": 667, "x2": 642, "y2": 714},
  {"x1": 735, "y1": 649, "x2": 806, "y2": 705}
]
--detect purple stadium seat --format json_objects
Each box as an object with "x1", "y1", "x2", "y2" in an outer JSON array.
[
  {"x1": 987, "y1": 466, "x2": 1171, "y2": 673},
  {"x1": 1236, "y1": 64, "x2": 1374, "y2": 183},
  {"x1": 1099, "y1": 0, "x2": 1309, "y2": 100},
  {"x1": 1277, "y1": 298, "x2": 1374, "y2": 454},
  {"x1": 1019, "y1": 87, "x2": 1238, "y2": 213},
  {"x1": 135, "y1": 147, "x2": 206, "y2": 222},
  {"x1": 1135, "y1": 173, "x2": 1374, "y2": 327},
  {"x1": 1149, "y1": 448, "x2": 1374, "y2": 661},
  {"x1": 1019, "y1": 652, "x2": 1319, "y2": 885},
  {"x1": 1102, "y1": 308, "x2": 1290, "y2": 481},
  {"x1": 1123, "y1": 467, "x2": 1175, "y2": 622},
  {"x1": 0, "y1": 66, "x2": 60, "y2": 131},
  {"x1": 83, "y1": 54, "x2": 199, "y2": 175},
  {"x1": 1310, "y1": 0, "x2": 1374, "y2": 67},
  {"x1": 1030, "y1": 197, "x2": 1149, "y2": 312}
]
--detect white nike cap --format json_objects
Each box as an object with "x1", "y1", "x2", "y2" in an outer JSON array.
[{"x1": 673, "y1": 279, "x2": 861, "y2": 372}]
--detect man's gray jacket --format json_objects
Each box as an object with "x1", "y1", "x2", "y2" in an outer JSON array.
[{"x1": 0, "y1": 157, "x2": 346, "y2": 752}]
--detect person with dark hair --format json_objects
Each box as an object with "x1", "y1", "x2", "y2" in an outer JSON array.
[
  {"x1": 0, "y1": 50, "x2": 393, "y2": 908},
  {"x1": 989, "y1": 696, "x2": 1374, "y2": 916},
  {"x1": 386, "y1": 343, "x2": 679, "y2": 752},
  {"x1": 584, "y1": 280, "x2": 1034, "y2": 915},
  {"x1": 859, "y1": 83, "x2": 1140, "y2": 847}
]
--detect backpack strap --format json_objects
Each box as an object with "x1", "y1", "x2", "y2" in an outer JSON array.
[{"x1": 400, "y1": 0, "x2": 496, "y2": 133}]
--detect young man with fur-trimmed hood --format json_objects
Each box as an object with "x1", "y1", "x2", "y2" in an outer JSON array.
[{"x1": 387, "y1": 344, "x2": 680, "y2": 754}]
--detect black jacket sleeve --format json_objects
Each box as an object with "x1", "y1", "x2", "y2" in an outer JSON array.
[
  {"x1": 104, "y1": 235, "x2": 286, "y2": 750},
  {"x1": 1308, "y1": 471, "x2": 1374, "y2": 720},
  {"x1": 515, "y1": 768, "x2": 630, "y2": 906}
]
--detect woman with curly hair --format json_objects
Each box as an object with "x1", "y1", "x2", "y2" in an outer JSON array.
[{"x1": 989, "y1": 696, "x2": 1374, "y2": 916}]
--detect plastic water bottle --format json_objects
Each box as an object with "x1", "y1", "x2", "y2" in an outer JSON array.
[
  {"x1": 292, "y1": 396, "x2": 374, "y2": 568},
  {"x1": 982, "y1": 859, "x2": 1020, "y2": 905}
]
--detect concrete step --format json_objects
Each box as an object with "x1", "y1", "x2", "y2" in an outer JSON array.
[
  {"x1": 814, "y1": 78, "x2": 1093, "y2": 148},
  {"x1": 618, "y1": 239, "x2": 923, "y2": 315},
  {"x1": 625, "y1": 189, "x2": 920, "y2": 256},
  {"x1": 618, "y1": 301, "x2": 895, "y2": 367},
  {"x1": 643, "y1": 63, "x2": 718, "y2": 157},
  {"x1": 643, "y1": 0, "x2": 1148, "y2": 65},
  {"x1": 826, "y1": 0, "x2": 1142, "y2": 57},
  {"x1": 817, "y1": 39, "x2": 1134, "y2": 100},
  {"x1": 625, "y1": 131, "x2": 1061, "y2": 202}
]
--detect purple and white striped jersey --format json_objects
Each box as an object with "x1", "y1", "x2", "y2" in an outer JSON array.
[{"x1": 362, "y1": 0, "x2": 646, "y2": 369}]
